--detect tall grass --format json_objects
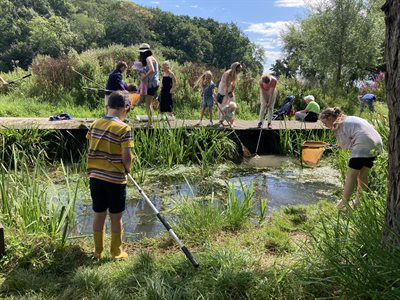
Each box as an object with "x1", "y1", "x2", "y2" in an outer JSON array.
[
  {"x1": 288, "y1": 114, "x2": 394, "y2": 298},
  {"x1": 224, "y1": 180, "x2": 254, "y2": 230},
  {"x1": 278, "y1": 125, "x2": 336, "y2": 156},
  {"x1": 132, "y1": 125, "x2": 237, "y2": 172},
  {"x1": 0, "y1": 146, "x2": 79, "y2": 245}
]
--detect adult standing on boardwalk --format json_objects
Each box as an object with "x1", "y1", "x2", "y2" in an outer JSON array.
[
  {"x1": 139, "y1": 43, "x2": 160, "y2": 127},
  {"x1": 258, "y1": 74, "x2": 278, "y2": 129},
  {"x1": 216, "y1": 62, "x2": 242, "y2": 127},
  {"x1": 319, "y1": 107, "x2": 383, "y2": 210},
  {"x1": 105, "y1": 61, "x2": 128, "y2": 109}
]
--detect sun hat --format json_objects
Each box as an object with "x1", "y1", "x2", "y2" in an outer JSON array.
[{"x1": 139, "y1": 43, "x2": 151, "y2": 52}]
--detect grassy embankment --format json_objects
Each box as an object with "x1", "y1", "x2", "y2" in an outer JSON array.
[{"x1": 0, "y1": 106, "x2": 396, "y2": 298}]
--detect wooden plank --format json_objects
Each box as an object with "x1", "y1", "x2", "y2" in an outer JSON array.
[
  {"x1": 0, "y1": 117, "x2": 325, "y2": 131},
  {"x1": 0, "y1": 223, "x2": 4, "y2": 257}
]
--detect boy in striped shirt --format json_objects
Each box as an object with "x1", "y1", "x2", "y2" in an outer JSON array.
[{"x1": 87, "y1": 91, "x2": 133, "y2": 259}]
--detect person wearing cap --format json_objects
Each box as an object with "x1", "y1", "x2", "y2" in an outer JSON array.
[
  {"x1": 86, "y1": 91, "x2": 133, "y2": 260},
  {"x1": 258, "y1": 74, "x2": 278, "y2": 129},
  {"x1": 105, "y1": 61, "x2": 128, "y2": 110},
  {"x1": 216, "y1": 62, "x2": 242, "y2": 128},
  {"x1": 138, "y1": 43, "x2": 160, "y2": 126},
  {"x1": 295, "y1": 95, "x2": 320, "y2": 122}
]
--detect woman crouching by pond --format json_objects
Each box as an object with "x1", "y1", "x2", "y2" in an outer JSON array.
[{"x1": 319, "y1": 107, "x2": 383, "y2": 210}]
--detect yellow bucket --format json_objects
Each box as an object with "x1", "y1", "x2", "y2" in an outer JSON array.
[
  {"x1": 129, "y1": 93, "x2": 141, "y2": 107},
  {"x1": 301, "y1": 141, "x2": 327, "y2": 167}
]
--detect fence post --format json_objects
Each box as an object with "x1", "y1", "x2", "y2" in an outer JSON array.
[{"x1": 0, "y1": 223, "x2": 4, "y2": 257}]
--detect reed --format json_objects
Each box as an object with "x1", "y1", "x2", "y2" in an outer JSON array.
[
  {"x1": 0, "y1": 146, "x2": 78, "y2": 245},
  {"x1": 223, "y1": 180, "x2": 255, "y2": 230},
  {"x1": 132, "y1": 125, "x2": 237, "y2": 171}
]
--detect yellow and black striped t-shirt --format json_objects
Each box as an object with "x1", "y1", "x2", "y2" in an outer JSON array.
[{"x1": 86, "y1": 116, "x2": 134, "y2": 184}]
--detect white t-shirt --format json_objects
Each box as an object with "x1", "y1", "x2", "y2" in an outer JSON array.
[{"x1": 335, "y1": 116, "x2": 383, "y2": 158}]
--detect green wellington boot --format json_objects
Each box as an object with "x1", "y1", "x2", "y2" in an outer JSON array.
[
  {"x1": 93, "y1": 230, "x2": 105, "y2": 259},
  {"x1": 110, "y1": 231, "x2": 128, "y2": 259}
]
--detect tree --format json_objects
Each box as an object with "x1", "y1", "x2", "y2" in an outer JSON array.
[
  {"x1": 382, "y1": 0, "x2": 400, "y2": 243},
  {"x1": 28, "y1": 16, "x2": 77, "y2": 57},
  {"x1": 70, "y1": 13, "x2": 105, "y2": 51},
  {"x1": 280, "y1": 0, "x2": 384, "y2": 85}
]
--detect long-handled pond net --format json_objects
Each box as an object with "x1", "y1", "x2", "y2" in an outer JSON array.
[
  {"x1": 213, "y1": 99, "x2": 252, "y2": 157},
  {"x1": 127, "y1": 173, "x2": 200, "y2": 268}
]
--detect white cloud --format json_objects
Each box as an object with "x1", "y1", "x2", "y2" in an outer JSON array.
[
  {"x1": 244, "y1": 21, "x2": 292, "y2": 37},
  {"x1": 257, "y1": 37, "x2": 283, "y2": 50},
  {"x1": 190, "y1": 5, "x2": 198, "y2": 8},
  {"x1": 274, "y1": 0, "x2": 305, "y2": 7},
  {"x1": 150, "y1": 1, "x2": 160, "y2": 4}
]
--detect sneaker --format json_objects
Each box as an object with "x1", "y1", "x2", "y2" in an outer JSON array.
[
  {"x1": 267, "y1": 123, "x2": 272, "y2": 129},
  {"x1": 219, "y1": 121, "x2": 224, "y2": 128},
  {"x1": 257, "y1": 122, "x2": 263, "y2": 129},
  {"x1": 207, "y1": 121, "x2": 213, "y2": 127}
]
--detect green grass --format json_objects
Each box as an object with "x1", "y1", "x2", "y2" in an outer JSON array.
[{"x1": 0, "y1": 106, "x2": 395, "y2": 299}]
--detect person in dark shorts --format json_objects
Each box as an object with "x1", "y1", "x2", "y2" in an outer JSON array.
[
  {"x1": 86, "y1": 91, "x2": 133, "y2": 259},
  {"x1": 320, "y1": 107, "x2": 383, "y2": 210},
  {"x1": 139, "y1": 43, "x2": 160, "y2": 127}
]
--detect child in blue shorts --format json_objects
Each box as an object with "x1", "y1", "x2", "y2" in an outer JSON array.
[{"x1": 194, "y1": 70, "x2": 216, "y2": 126}]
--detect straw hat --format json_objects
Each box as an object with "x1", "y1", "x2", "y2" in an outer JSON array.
[{"x1": 139, "y1": 43, "x2": 151, "y2": 52}]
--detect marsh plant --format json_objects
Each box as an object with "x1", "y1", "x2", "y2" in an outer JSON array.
[
  {"x1": 132, "y1": 125, "x2": 237, "y2": 172},
  {"x1": 224, "y1": 180, "x2": 255, "y2": 230},
  {"x1": 278, "y1": 125, "x2": 336, "y2": 156},
  {"x1": 0, "y1": 147, "x2": 78, "y2": 245}
]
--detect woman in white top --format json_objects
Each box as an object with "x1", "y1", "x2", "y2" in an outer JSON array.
[
  {"x1": 216, "y1": 62, "x2": 242, "y2": 127},
  {"x1": 320, "y1": 107, "x2": 383, "y2": 210}
]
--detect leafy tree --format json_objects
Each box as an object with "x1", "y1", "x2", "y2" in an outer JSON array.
[
  {"x1": 70, "y1": 13, "x2": 105, "y2": 51},
  {"x1": 102, "y1": 1, "x2": 153, "y2": 47},
  {"x1": 280, "y1": 0, "x2": 384, "y2": 85},
  {"x1": 28, "y1": 15, "x2": 78, "y2": 57}
]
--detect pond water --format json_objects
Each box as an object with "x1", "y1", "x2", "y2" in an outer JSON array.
[{"x1": 69, "y1": 155, "x2": 341, "y2": 240}]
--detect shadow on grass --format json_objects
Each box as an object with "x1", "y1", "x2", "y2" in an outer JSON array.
[{"x1": 0, "y1": 241, "x2": 94, "y2": 297}]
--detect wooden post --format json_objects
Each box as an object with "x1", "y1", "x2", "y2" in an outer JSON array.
[{"x1": 0, "y1": 223, "x2": 4, "y2": 257}]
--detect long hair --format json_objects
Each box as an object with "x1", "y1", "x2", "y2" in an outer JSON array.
[
  {"x1": 229, "y1": 62, "x2": 241, "y2": 88},
  {"x1": 320, "y1": 107, "x2": 346, "y2": 130},
  {"x1": 194, "y1": 70, "x2": 212, "y2": 89},
  {"x1": 139, "y1": 50, "x2": 153, "y2": 66}
]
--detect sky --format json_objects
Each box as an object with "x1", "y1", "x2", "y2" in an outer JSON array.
[{"x1": 132, "y1": 0, "x2": 309, "y2": 72}]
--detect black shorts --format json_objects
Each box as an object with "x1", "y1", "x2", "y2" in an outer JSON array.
[
  {"x1": 147, "y1": 86, "x2": 159, "y2": 97},
  {"x1": 216, "y1": 93, "x2": 224, "y2": 104},
  {"x1": 89, "y1": 178, "x2": 126, "y2": 213},
  {"x1": 348, "y1": 157, "x2": 376, "y2": 170}
]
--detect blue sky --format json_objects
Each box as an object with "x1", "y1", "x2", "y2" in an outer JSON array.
[{"x1": 132, "y1": 0, "x2": 308, "y2": 72}]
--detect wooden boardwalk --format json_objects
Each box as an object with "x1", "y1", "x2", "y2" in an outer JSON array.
[{"x1": 0, "y1": 117, "x2": 325, "y2": 130}]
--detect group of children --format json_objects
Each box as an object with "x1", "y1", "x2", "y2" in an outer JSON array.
[{"x1": 93, "y1": 43, "x2": 383, "y2": 260}]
